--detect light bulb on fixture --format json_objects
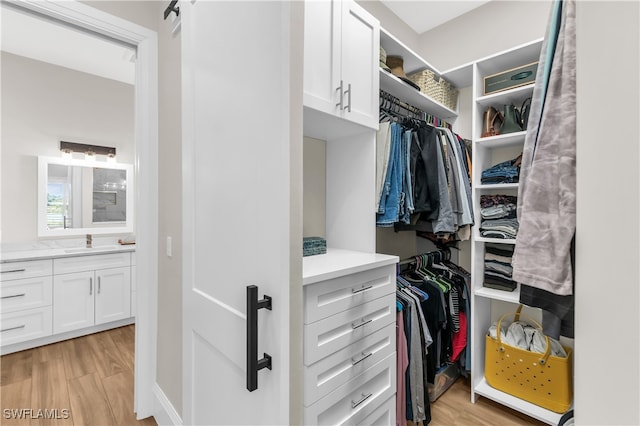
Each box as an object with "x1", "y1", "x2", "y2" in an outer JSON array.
[
  {"x1": 85, "y1": 151, "x2": 96, "y2": 160},
  {"x1": 107, "y1": 152, "x2": 116, "y2": 163},
  {"x1": 61, "y1": 149, "x2": 72, "y2": 160}
]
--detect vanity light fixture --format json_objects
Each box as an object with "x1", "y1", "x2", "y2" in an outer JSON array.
[{"x1": 60, "y1": 141, "x2": 116, "y2": 160}]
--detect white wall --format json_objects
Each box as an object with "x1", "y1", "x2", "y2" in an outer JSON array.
[
  {"x1": 356, "y1": 0, "x2": 420, "y2": 53},
  {"x1": 303, "y1": 137, "x2": 326, "y2": 238},
  {"x1": 575, "y1": 1, "x2": 639, "y2": 423},
  {"x1": 418, "y1": 1, "x2": 552, "y2": 72},
  {"x1": 0, "y1": 52, "x2": 134, "y2": 244}
]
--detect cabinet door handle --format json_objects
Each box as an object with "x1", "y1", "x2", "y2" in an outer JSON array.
[
  {"x1": 1, "y1": 269, "x2": 26, "y2": 274},
  {"x1": 351, "y1": 284, "x2": 373, "y2": 294},
  {"x1": 89, "y1": 277, "x2": 93, "y2": 295},
  {"x1": 343, "y1": 83, "x2": 351, "y2": 112},
  {"x1": 336, "y1": 80, "x2": 344, "y2": 109},
  {"x1": 351, "y1": 392, "x2": 373, "y2": 409},
  {"x1": 1, "y1": 293, "x2": 26, "y2": 300},
  {"x1": 351, "y1": 318, "x2": 372, "y2": 330},
  {"x1": 351, "y1": 352, "x2": 373, "y2": 366},
  {"x1": 1, "y1": 324, "x2": 25, "y2": 333},
  {"x1": 98, "y1": 276, "x2": 101, "y2": 294},
  {"x1": 246, "y1": 285, "x2": 273, "y2": 392}
]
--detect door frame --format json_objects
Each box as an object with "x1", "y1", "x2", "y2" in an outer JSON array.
[{"x1": 5, "y1": 0, "x2": 159, "y2": 419}]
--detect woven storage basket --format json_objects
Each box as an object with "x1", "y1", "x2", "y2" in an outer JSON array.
[
  {"x1": 407, "y1": 69, "x2": 458, "y2": 110},
  {"x1": 485, "y1": 306, "x2": 573, "y2": 413}
]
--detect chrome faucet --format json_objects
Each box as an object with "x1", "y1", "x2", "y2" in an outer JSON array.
[{"x1": 86, "y1": 234, "x2": 93, "y2": 248}]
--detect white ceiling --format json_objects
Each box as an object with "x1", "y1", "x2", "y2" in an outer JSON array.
[
  {"x1": 1, "y1": 5, "x2": 135, "y2": 85},
  {"x1": 380, "y1": 0, "x2": 491, "y2": 34}
]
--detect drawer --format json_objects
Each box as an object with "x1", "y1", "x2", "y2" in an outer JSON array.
[
  {"x1": 0, "y1": 306, "x2": 53, "y2": 346},
  {"x1": 304, "y1": 353, "x2": 396, "y2": 426},
  {"x1": 304, "y1": 323, "x2": 395, "y2": 406},
  {"x1": 54, "y1": 252, "x2": 130, "y2": 274},
  {"x1": 304, "y1": 265, "x2": 395, "y2": 324},
  {"x1": 0, "y1": 259, "x2": 52, "y2": 282},
  {"x1": 304, "y1": 295, "x2": 395, "y2": 365},
  {"x1": 355, "y1": 395, "x2": 395, "y2": 426},
  {"x1": 1, "y1": 276, "x2": 53, "y2": 313}
]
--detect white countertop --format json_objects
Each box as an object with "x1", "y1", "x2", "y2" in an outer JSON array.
[
  {"x1": 303, "y1": 248, "x2": 398, "y2": 285},
  {"x1": 1, "y1": 244, "x2": 136, "y2": 263}
]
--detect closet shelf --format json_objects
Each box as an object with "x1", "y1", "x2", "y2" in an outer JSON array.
[
  {"x1": 380, "y1": 28, "x2": 439, "y2": 76},
  {"x1": 475, "y1": 237, "x2": 517, "y2": 245},
  {"x1": 474, "y1": 378, "x2": 567, "y2": 425},
  {"x1": 476, "y1": 183, "x2": 519, "y2": 190},
  {"x1": 474, "y1": 286, "x2": 520, "y2": 303},
  {"x1": 302, "y1": 248, "x2": 398, "y2": 286},
  {"x1": 475, "y1": 131, "x2": 526, "y2": 148},
  {"x1": 476, "y1": 84, "x2": 534, "y2": 108},
  {"x1": 379, "y1": 70, "x2": 457, "y2": 121}
]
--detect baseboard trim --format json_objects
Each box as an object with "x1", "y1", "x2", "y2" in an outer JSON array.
[{"x1": 152, "y1": 383, "x2": 182, "y2": 426}]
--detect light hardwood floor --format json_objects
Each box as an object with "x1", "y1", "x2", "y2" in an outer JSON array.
[
  {"x1": 2, "y1": 327, "x2": 546, "y2": 426},
  {"x1": 0, "y1": 325, "x2": 156, "y2": 426}
]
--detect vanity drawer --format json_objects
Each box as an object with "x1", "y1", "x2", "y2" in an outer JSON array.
[
  {"x1": 303, "y1": 353, "x2": 396, "y2": 426},
  {"x1": 0, "y1": 306, "x2": 53, "y2": 346},
  {"x1": 304, "y1": 294, "x2": 395, "y2": 366},
  {"x1": 54, "y1": 252, "x2": 130, "y2": 274},
  {"x1": 304, "y1": 323, "x2": 395, "y2": 406},
  {"x1": 304, "y1": 265, "x2": 395, "y2": 325},
  {"x1": 0, "y1": 259, "x2": 52, "y2": 282},
  {"x1": 355, "y1": 395, "x2": 395, "y2": 426},
  {"x1": 1, "y1": 276, "x2": 53, "y2": 313}
]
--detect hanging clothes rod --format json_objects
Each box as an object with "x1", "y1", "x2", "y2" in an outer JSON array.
[
  {"x1": 379, "y1": 89, "x2": 452, "y2": 129},
  {"x1": 398, "y1": 248, "x2": 452, "y2": 266}
]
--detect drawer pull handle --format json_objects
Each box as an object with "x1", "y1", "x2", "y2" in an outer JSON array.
[
  {"x1": 1, "y1": 293, "x2": 26, "y2": 299},
  {"x1": 90, "y1": 277, "x2": 93, "y2": 295},
  {"x1": 98, "y1": 277, "x2": 101, "y2": 294},
  {"x1": 351, "y1": 285, "x2": 373, "y2": 294},
  {"x1": 351, "y1": 392, "x2": 373, "y2": 409},
  {"x1": 1, "y1": 325, "x2": 26, "y2": 333},
  {"x1": 1, "y1": 269, "x2": 26, "y2": 274},
  {"x1": 351, "y1": 352, "x2": 373, "y2": 366},
  {"x1": 351, "y1": 318, "x2": 372, "y2": 330}
]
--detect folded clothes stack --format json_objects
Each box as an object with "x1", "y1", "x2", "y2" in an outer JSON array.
[
  {"x1": 479, "y1": 195, "x2": 518, "y2": 239},
  {"x1": 481, "y1": 154, "x2": 522, "y2": 184},
  {"x1": 484, "y1": 244, "x2": 517, "y2": 291}
]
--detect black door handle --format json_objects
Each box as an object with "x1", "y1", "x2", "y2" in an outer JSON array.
[{"x1": 246, "y1": 285, "x2": 272, "y2": 392}]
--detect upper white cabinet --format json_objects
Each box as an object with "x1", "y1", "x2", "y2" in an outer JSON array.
[{"x1": 304, "y1": 0, "x2": 379, "y2": 129}]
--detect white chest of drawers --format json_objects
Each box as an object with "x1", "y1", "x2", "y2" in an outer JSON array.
[{"x1": 303, "y1": 249, "x2": 398, "y2": 425}]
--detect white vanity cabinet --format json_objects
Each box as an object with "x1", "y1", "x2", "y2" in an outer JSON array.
[
  {"x1": 53, "y1": 253, "x2": 131, "y2": 334},
  {"x1": 0, "y1": 259, "x2": 54, "y2": 346},
  {"x1": 302, "y1": 251, "x2": 397, "y2": 425},
  {"x1": 0, "y1": 249, "x2": 134, "y2": 355},
  {"x1": 303, "y1": 0, "x2": 379, "y2": 129}
]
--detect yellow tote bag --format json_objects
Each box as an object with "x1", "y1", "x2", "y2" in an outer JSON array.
[{"x1": 485, "y1": 306, "x2": 573, "y2": 413}]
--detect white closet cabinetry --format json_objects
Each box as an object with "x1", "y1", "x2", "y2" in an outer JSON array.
[
  {"x1": 303, "y1": 0, "x2": 379, "y2": 129},
  {"x1": 302, "y1": 251, "x2": 397, "y2": 425},
  {"x1": 53, "y1": 253, "x2": 131, "y2": 334},
  {"x1": 470, "y1": 40, "x2": 569, "y2": 425}
]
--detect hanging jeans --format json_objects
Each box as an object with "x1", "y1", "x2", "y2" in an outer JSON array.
[{"x1": 377, "y1": 123, "x2": 404, "y2": 226}]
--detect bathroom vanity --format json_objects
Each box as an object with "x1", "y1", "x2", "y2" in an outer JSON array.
[{"x1": 0, "y1": 245, "x2": 135, "y2": 355}]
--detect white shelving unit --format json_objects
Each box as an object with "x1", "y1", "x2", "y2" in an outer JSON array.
[
  {"x1": 470, "y1": 39, "x2": 570, "y2": 425},
  {"x1": 379, "y1": 28, "x2": 458, "y2": 123}
]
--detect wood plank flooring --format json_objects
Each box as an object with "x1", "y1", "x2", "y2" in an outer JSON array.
[
  {"x1": 3, "y1": 326, "x2": 547, "y2": 426},
  {"x1": 429, "y1": 377, "x2": 546, "y2": 426},
  {"x1": 0, "y1": 325, "x2": 155, "y2": 426}
]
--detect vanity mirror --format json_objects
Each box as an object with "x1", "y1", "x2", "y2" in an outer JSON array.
[{"x1": 38, "y1": 156, "x2": 134, "y2": 237}]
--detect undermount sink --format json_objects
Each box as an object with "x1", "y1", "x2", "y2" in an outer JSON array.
[{"x1": 64, "y1": 245, "x2": 120, "y2": 254}]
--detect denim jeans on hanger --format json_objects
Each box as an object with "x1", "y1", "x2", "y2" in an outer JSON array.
[{"x1": 377, "y1": 123, "x2": 403, "y2": 226}]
